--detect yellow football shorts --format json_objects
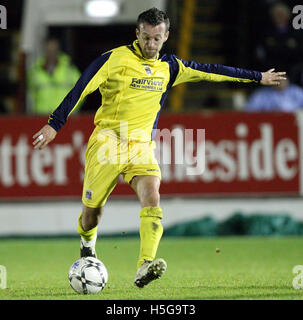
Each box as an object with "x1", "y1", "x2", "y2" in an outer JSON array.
[{"x1": 82, "y1": 128, "x2": 161, "y2": 208}]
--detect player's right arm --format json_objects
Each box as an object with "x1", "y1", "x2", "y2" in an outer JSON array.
[{"x1": 32, "y1": 51, "x2": 112, "y2": 150}]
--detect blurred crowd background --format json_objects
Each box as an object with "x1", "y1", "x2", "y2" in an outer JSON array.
[{"x1": 0, "y1": 0, "x2": 302, "y2": 115}]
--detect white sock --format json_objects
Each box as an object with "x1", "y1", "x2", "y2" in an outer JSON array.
[{"x1": 81, "y1": 234, "x2": 97, "y2": 247}]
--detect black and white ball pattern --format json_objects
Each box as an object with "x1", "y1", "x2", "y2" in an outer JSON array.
[{"x1": 68, "y1": 257, "x2": 108, "y2": 294}]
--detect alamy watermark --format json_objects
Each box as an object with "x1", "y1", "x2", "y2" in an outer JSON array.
[
  {"x1": 292, "y1": 5, "x2": 303, "y2": 30},
  {"x1": 0, "y1": 265, "x2": 7, "y2": 289},
  {"x1": 0, "y1": 5, "x2": 7, "y2": 29},
  {"x1": 94, "y1": 122, "x2": 205, "y2": 176},
  {"x1": 292, "y1": 265, "x2": 303, "y2": 289}
]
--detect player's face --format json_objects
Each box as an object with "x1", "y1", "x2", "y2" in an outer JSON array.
[{"x1": 136, "y1": 22, "x2": 169, "y2": 59}]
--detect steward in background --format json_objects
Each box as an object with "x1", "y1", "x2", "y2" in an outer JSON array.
[{"x1": 27, "y1": 37, "x2": 80, "y2": 114}]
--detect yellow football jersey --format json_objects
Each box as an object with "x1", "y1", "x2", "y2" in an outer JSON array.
[{"x1": 48, "y1": 40, "x2": 261, "y2": 141}]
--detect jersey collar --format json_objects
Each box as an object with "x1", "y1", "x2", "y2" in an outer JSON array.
[{"x1": 131, "y1": 40, "x2": 159, "y2": 62}]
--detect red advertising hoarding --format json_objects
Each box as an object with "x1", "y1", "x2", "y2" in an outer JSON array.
[{"x1": 0, "y1": 112, "x2": 300, "y2": 200}]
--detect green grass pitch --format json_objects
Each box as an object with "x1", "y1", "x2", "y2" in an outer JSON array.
[{"x1": 0, "y1": 236, "x2": 303, "y2": 300}]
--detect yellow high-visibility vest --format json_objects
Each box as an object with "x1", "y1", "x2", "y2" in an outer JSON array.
[{"x1": 27, "y1": 53, "x2": 81, "y2": 114}]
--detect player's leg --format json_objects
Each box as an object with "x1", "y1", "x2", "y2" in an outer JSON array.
[
  {"x1": 79, "y1": 170, "x2": 118, "y2": 258},
  {"x1": 122, "y1": 139, "x2": 166, "y2": 287},
  {"x1": 131, "y1": 175, "x2": 163, "y2": 266},
  {"x1": 78, "y1": 205, "x2": 103, "y2": 258},
  {"x1": 131, "y1": 175, "x2": 167, "y2": 288},
  {"x1": 80, "y1": 205, "x2": 103, "y2": 232},
  {"x1": 78, "y1": 129, "x2": 120, "y2": 258}
]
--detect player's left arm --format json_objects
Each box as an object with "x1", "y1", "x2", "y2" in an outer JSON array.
[{"x1": 171, "y1": 56, "x2": 286, "y2": 86}]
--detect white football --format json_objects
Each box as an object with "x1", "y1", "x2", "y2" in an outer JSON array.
[{"x1": 68, "y1": 257, "x2": 108, "y2": 294}]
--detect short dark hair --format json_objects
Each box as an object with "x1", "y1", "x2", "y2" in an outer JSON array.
[{"x1": 137, "y1": 7, "x2": 170, "y2": 32}]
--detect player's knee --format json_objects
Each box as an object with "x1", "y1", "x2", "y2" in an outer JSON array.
[
  {"x1": 134, "y1": 176, "x2": 160, "y2": 207},
  {"x1": 141, "y1": 189, "x2": 160, "y2": 207}
]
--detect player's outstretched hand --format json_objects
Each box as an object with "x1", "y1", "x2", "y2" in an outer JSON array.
[
  {"x1": 261, "y1": 68, "x2": 287, "y2": 86},
  {"x1": 32, "y1": 124, "x2": 57, "y2": 150}
]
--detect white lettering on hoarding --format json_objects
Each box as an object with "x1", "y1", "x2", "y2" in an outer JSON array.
[
  {"x1": 15, "y1": 136, "x2": 30, "y2": 186},
  {"x1": 0, "y1": 124, "x2": 299, "y2": 190},
  {"x1": 236, "y1": 123, "x2": 249, "y2": 181},
  {"x1": 275, "y1": 139, "x2": 297, "y2": 180},
  {"x1": 31, "y1": 148, "x2": 53, "y2": 185},
  {"x1": 158, "y1": 122, "x2": 298, "y2": 183},
  {"x1": 250, "y1": 124, "x2": 274, "y2": 180},
  {"x1": 0, "y1": 132, "x2": 83, "y2": 188},
  {"x1": 53, "y1": 145, "x2": 73, "y2": 184}
]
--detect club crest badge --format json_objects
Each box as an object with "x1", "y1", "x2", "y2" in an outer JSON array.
[
  {"x1": 144, "y1": 66, "x2": 152, "y2": 75},
  {"x1": 85, "y1": 190, "x2": 93, "y2": 200}
]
